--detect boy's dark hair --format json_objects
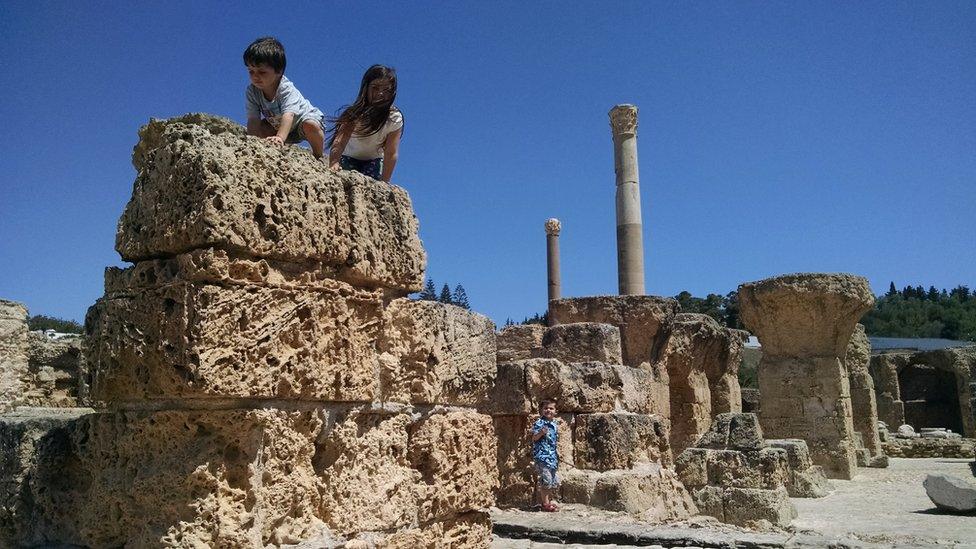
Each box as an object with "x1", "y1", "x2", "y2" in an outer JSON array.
[
  {"x1": 538, "y1": 399, "x2": 556, "y2": 412},
  {"x1": 326, "y1": 65, "x2": 400, "y2": 148},
  {"x1": 243, "y1": 37, "x2": 286, "y2": 73}
]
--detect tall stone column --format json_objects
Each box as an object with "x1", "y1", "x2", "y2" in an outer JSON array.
[
  {"x1": 609, "y1": 104, "x2": 646, "y2": 295},
  {"x1": 545, "y1": 218, "x2": 562, "y2": 304}
]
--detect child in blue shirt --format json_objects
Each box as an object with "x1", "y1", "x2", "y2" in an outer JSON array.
[
  {"x1": 530, "y1": 399, "x2": 560, "y2": 512},
  {"x1": 243, "y1": 37, "x2": 326, "y2": 159}
]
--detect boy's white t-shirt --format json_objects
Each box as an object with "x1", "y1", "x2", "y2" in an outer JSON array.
[{"x1": 343, "y1": 109, "x2": 403, "y2": 160}]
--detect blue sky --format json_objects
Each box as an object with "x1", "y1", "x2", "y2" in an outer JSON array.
[{"x1": 1, "y1": 1, "x2": 973, "y2": 326}]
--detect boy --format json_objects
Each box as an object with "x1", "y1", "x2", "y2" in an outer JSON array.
[
  {"x1": 243, "y1": 37, "x2": 325, "y2": 159},
  {"x1": 529, "y1": 399, "x2": 560, "y2": 512}
]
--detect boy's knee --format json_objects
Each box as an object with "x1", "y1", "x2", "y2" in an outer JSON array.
[{"x1": 303, "y1": 120, "x2": 324, "y2": 137}]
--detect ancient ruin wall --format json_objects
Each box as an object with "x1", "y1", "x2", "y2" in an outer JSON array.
[
  {"x1": 0, "y1": 301, "x2": 29, "y2": 414},
  {"x1": 844, "y1": 324, "x2": 886, "y2": 467},
  {"x1": 1, "y1": 115, "x2": 497, "y2": 548},
  {"x1": 739, "y1": 273, "x2": 874, "y2": 479}
]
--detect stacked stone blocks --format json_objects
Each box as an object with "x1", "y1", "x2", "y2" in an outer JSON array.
[{"x1": 1, "y1": 115, "x2": 498, "y2": 548}]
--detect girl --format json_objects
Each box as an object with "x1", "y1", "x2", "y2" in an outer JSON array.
[{"x1": 327, "y1": 65, "x2": 403, "y2": 182}]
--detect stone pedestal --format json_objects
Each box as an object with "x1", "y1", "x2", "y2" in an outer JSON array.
[{"x1": 738, "y1": 273, "x2": 874, "y2": 479}]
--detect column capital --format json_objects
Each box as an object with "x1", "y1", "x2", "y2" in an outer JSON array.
[
  {"x1": 609, "y1": 104, "x2": 638, "y2": 138},
  {"x1": 544, "y1": 218, "x2": 561, "y2": 236}
]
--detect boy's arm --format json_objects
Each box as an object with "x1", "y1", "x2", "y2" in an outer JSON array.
[
  {"x1": 380, "y1": 129, "x2": 402, "y2": 182},
  {"x1": 267, "y1": 112, "x2": 296, "y2": 146},
  {"x1": 328, "y1": 123, "x2": 353, "y2": 170}
]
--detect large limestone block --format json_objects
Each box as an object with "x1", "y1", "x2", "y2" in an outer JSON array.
[
  {"x1": 869, "y1": 352, "x2": 907, "y2": 428},
  {"x1": 116, "y1": 114, "x2": 426, "y2": 293},
  {"x1": 560, "y1": 464, "x2": 697, "y2": 521},
  {"x1": 87, "y1": 279, "x2": 382, "y2": 403},
  {"x1": 738, "y1": 273, "x2": 875, "y2": 357},
  {"x1": 315, "y1": 411, "x2": 422, "y2": 535},
  {"x1": 540, "y1": 322, "x2": 623, "y2": 365},
  {"x1": 408, "y1": 410, "x2": 498, "y2": 522},
  {"x1": 696, "y1": 413, "x2": 765, "y2": 451},
  {"x1": 496, "y1": 324, "x2": 545, "y2": 363},
  {"x1": 675, "y1": 446, "x2": 790, "y2": 492},
  {"x1": 923, "y1": 474, "x2": 976, "y2": 513},
  {"x1": 15, "y1": 409, "x2": 329, "y2": 547},
  {"x1": 549, "y1": 295, "x2": 679, "y2": 368},
  {"x1": 573, "y1": 413, "x2": 672, "y2": 470},
  {"x1": 524, "y1": 359, "x2": 620, "y2": 413},
  {"x1": 611, "y1": 363, "x2": 670, "y2": 416},
  {"x1": 0, "y1": 408, "x2": 94, "y2": 546},
  {"x1": 766, "y1": 439, "x2": 831, "y2": 497},
  {"x1": 0, "y1": 300, "x2": 29, "y2": 413},
  {"x1": 378, "y1": 299, "x2": 496, "y2": 406},
  {"x1": 722, "y1": 486, "x2": 797, "y2": 527},
  {"x1": 846, "y1": 324, "x2": 885, "y2": 465},
  {"x1": 22, "y1": 333, "x2": 87, "y2": 408},
  {"x1": 485, "y1": 362, "x2": 533, "y2": 415}
]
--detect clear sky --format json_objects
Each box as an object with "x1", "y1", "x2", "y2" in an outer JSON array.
[{"x1": 1, "y1": 1, "x2": 973, "y2": 327}]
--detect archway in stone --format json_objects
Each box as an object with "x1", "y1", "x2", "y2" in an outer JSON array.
[{"x1": 898, "y1": 363, "x2": 963, "y2": 434}]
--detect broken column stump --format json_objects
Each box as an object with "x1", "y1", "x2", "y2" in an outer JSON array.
[
  {"x1": 738, "y1": 273, "x2": 875, "y2": 479},
  {"x1": 846, "y1": 324, "x2": 888, "y2": 468}
]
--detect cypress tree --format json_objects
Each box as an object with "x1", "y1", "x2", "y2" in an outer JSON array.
[
  {"x1": 439, "y1": 284, "x2": 453, "y2": 304},
  {"x1": 451, "y1": 284, "x2": 470, "y2": 309},
  {"x1": 418, "y1": 278, "x2": 437, "y2": 301}
]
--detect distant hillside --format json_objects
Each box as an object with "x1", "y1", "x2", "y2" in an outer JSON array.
[{"x1": 860, "y1": 284, "x2": 975, "y2": 341}]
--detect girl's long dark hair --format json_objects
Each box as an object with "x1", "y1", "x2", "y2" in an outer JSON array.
[{"x1": 327, "y1": 65, "x2": 399, "y2": 148}]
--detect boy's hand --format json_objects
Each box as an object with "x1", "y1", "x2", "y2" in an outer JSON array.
[
  {"x1": 329, "y1": 163, "x2": 341, "y2": 172},
  {"x1": 266, "y1": 135, "x2": 285, "y2": 147}
]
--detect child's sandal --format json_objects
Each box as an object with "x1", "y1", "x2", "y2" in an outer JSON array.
[{"x1": 542, "y1": 503, "x2": 558, "y2": 512}]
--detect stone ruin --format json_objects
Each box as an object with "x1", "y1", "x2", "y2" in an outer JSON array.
[
  {"x1": 1, "y1": 114, "x2": 499, "y2": 547},
  {"x1": 674, "y1": 413, "x2": 830, "y2": 528},
  {"x1": 739, "y1": 273, "x2": 875, "y2": 479},
  {"x1": 0, "y1": 300, "x2": 88, "y2": 413},
  {"x1": 845, "y1": 324, "x2": 887, "y2": 467}
]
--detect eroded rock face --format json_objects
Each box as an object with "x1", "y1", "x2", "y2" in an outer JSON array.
[
  {"x1": 496, "y1": 324, "x2": 546, "y2": 363},
  {"x1": 738, "y1": 273, "x2": 873, "y2": 479},
  {"x1": 661, "y1": 313, "x2": 747, "y2": 455},
  {"x1": 674, "y1": 413, "x2": 807, "y2": 527},
  {"x1": 845, "y1": 324, "x2": 886, "y2": 467},
  {"x1": 573, "y1": 413, "x2": 672, "y2": 470},
  {"x1": 116, "y1": 115, "x2": 425, "y2": 293},
  {"x1": 560, "y1": 464, "x2": 697, "y2": 521},
  {"x1": 548, "y1": 295, "x2": 679, "y2": 368},
  {"x1": 378, "y1": 299, "x2": 496, "y2": 406},
  {"x1": 541, "y1": 322, "x2": 623, "y2": 365},
  {"x1": 21, "y1": 334, "x2": 87, "y2": 408},
  {"x1": 0, "y1": 301, "x2": 29, "y2": 413}
]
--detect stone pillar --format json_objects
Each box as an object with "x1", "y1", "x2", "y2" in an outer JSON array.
[
  {"x1": 545, "y1": 218, "x2": 561, "y2": 304},
  {"x1": 738, "y1": 273, "x2": 875, "y2": 480},
  {"x1": 845, "y1": 324, "x2": 887, "y2": 467},
  {"x1": 609, "y1": 104, "x2": 645, "y2": 295}
]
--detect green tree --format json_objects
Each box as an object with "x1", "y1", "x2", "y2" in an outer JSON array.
[
  {"x1": 418, "y1": 278, "x2": 437, "y2": 301},
  {"x1": 439, "y1": 284, "x2": 453, "y2": 304},
  {"x1": 28, "y1": 315, "x2": 83, "y2": 334},
  {"x1": 451, "y1": 285, "x2": 470, "y2": 309}
]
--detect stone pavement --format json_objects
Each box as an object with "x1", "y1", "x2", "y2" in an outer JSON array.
[{"x1": 492, "y1": 458, "x2": 976, "y2": 548}]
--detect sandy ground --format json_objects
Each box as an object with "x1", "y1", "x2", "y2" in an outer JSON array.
[
  {"x1": 492, "y1": 457, "x2": 976, "y2": 548},
  {"x1": 791, "y1": 457, "x2": 976, "y2": 547}
]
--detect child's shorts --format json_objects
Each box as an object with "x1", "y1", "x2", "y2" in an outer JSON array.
[
  {"x1": 534, "y1": 463, "x2": 559, "y2": 488},
  {"x1": 285, "y1": 115, "x2": 325, "y2": 144},
  {"x1": 340, "y1": 155, "x2": 383, "y2": 180}
]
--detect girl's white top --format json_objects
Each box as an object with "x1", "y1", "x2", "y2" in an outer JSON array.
[{"x1": 344, "y1": 109, "x2": 403, "y2": 160}]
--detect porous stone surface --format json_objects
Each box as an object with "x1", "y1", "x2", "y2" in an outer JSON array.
[
  {"x1": 116, "y1": 114, "x2": 426, "y2": 293},
  {"x1": 548, "y1": 295, "x2": 679, "y2": 368},
  {"x1": 882, "y1": 437, "x2": 975, "y2": 458},
  {"x1": 0, "y1": 301, "x2": 29, "y2": 413},
  {"x1": 559, "y1": 464, "x2": 697, "y2": 521},
  {"x1": 765, "y1": 439, "x2": 831, "y2": 497},
  {"x1": 492, "y1": 414, "x2": 574, "y2": 507},
  {"x1": 378, "y1": 299, "x2": 496, "y2": 406},
  {"x1": 496, "y1": 324, "x2": 546, "y2": 363},
  {"x1": 21, "y1": 333, "x2": 87, "y2": 408},
  {"x1": 739, "y1": 273, "x2": 874, "y2": 480},
  {"x1": 573, "y1": 413, "x2": 672, "y2": 470},
  {"x1": 675, "y1": 413, "x2": 806, "y2": 527},
  {"x1": 610, "y1": 363, "x2": 670, "y2": 416},
  {"x1": 869, "y1": 352, "x2": 907, "y2": 429},
  {"x1": 661, "y1": 313, "x2": 746, "y2": 455},
  {"x1": 923, "y1": 473, "x2": 976, "y2": 513},
  {"x1": 540, "y1": 322, "x2": 623, "y2": 365},
  {"x1": 846, "y1": 325, "x2": 887, "y2": 468},
  {"x1": 524, "y1": 359, "x2": 620, "y2": 413},
  {"x1": 346, "y1": 511, "x2": 492, "y2": 548},
  {"x1": 87, "y1": 278, "x2": 384, "y2": 403}
]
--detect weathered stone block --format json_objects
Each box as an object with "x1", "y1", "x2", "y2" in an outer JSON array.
[
  {"x1": 524, "y1": 359, "x2": 620, "y2": 413},
  {"x1": 541, "y1": 322, "x2": 623, "y2": 365},
  {"x1": 696, "y1": 413, "x2": 764, "y2": 451},
  {"x1": 492, "y1": 414, "x2": 573, "y2": 507},
  {"x1": 21, "y1": 333, "x2": 87, "y2": 408},
  {"x1": 722, "y1": 486, "x2": 796, "y2": 527},
  {"x1": 0, "y1": 300, "x2": 29, "y2": 413},
  {"x1": 573, "y1": 413, "x2": 671, "y2": 470},
  {"x1": 87, "y1": 279, "x2": 383, "y2": 403},
  {"x1": 378, "y1": 299, "x2": 496, "y2": 406},
  {"x1": 560, "y1": 464, "x2": 697, "y2": 521},
  {"x1": 116, "y1": 114, "x2": 425, "y2": 292},
  {"x1": 674, "y1": 448, "x2": 708, "y2": 488},
  {"x1": 352, "y1": 511, "x2": 492, "y2": 548},
  {"x1": 690, "y1": 486, "x2": 725, "y2": 521},
  {"x1": 549, "y1": 295, "x2": 679, "y2": 368},
  {"x1": 484, "y1": 362, "x2": 532, "y2": 415},
  {"x1": 495, "y1": 324, "x2": 545, "y2": 363},
  {"x1": 408, "y1": 410, "x2": 498, "y2": 522},
  {"x1": 611, "y1": 363, "x2": 670, "y2": 416}
]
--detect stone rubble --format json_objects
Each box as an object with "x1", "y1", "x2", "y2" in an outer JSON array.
[{"x1": 923, "y1": 473, "x2": 976, "y2": 513}]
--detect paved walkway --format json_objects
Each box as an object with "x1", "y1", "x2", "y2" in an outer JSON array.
[{"x1": 492, "y1": 458, "x2": 976, "y2": 548}]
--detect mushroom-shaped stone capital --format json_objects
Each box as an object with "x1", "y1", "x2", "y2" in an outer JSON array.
[
  {"x1": 737, "y1": 273, "x2": 875, "y2": 357},
  {"x1": 609, "y1": 104, "x2": 638, "y2": 138},
  {"x1": 545, "y1": 218, "x2": 561, "y2": 236}
]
